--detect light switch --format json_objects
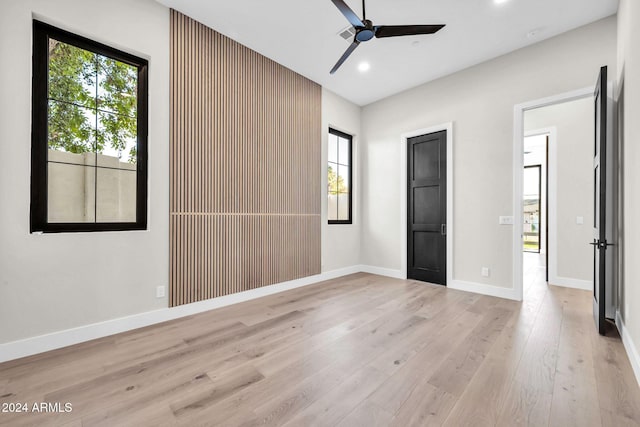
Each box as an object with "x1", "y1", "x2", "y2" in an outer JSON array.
[
  {"x1": 576, "y1": 216, "x2": 584, "y2": 225},
  {"x1": 499, "y1": 216, "x2": 514, "y2": 225}
]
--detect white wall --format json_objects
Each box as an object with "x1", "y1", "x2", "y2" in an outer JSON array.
[
  {"x1": 616, "y1": 0, "x2": 640, "y2": 365},
  {"x1": 361, "y1": 17, "x2": 617, "y2": 292},
  {"x1": 321, "y1": 88, "x2": 362, "y2": 272},
  {"x1": 0, "y1": 0, "x2": 170, "y2": 344},
  {"x1": 524, "y1": 98, "x2": 594, "y2": 283}
]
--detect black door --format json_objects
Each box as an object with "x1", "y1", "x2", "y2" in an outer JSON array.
[
  {"x1": 545, "y1": 135, "x2": 550, "y2": 282},
  {"x1": 408, "y1": 131, "x2": 447, "y2": 285},
  {"x1": 593, "y1": 66, "x2": 609, "y2": 335}
]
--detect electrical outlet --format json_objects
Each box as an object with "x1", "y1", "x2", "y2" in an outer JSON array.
[
  {"x1": 576, "y1": 216, "x2": 584, "y2": 225},
  {"x1": 481, "y1": 267, "x2": 490, "y2": 277},
  {"x1": 156, "y1": 286, "x2": 165, "y2": 298}
]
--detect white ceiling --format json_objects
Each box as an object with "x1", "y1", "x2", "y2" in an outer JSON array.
[{"x1": 157, "y1": 0, "x2": 618, "y2": 106}]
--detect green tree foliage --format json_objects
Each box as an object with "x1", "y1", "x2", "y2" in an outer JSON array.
[
  {"x1": 328, "y1": 165, "x2": 348, "y2": 195},
  {"x1": 48, "y1": 40, "x2": 138, "y2": 162}
]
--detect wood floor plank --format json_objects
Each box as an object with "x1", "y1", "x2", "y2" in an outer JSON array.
[
  {"x1": 253, "y1": 299, "x2": 391, "y2": 377},
  {"x1": 509, "y1": 289, "x2": 564, "y2": 395},
  {"x1": 492, "y1": 280, "x2": 564, "y2": 426},
  {"x1": 549, "y1": 300, "x2": 601, "y2": 427},
  {"x1": 86, "y1": 401, "x2": 178, "y2": 427},
  {"x1": 281, "y1": 365, "x2": 389, "y2": 427},
  {"x1": 369, "y1": 293, "x2": 483, "y2": 376},
  {"x1": 391, "y1": 382, "x2": 458, "y2": 427},
  {"x1": 80, "y1": 369, "x2": 211, "y2": 426},
  {"x1": 170, "y1": 365, "x2": 265, "y2": 419},
  {"x1": 427, "y1": 306, "x2": 513, "y2": 397},
  {"x1": 496, "y1": 378, "x2": 554, "y2": 426},
  {"x1": 248, "y1": 361, "x2": 352, "y2": 426},
  {"x1": 367, "y1": 309, "x2": 483, "y2": 414},
  {"x1": 442, "y1": 290, "x2": 546, "y2": 426},
  {"x1": 189, "y1": 348, "x2": 340, "y2": 423},
  {"x1": 590, "y1": 327, "x2": 640, "y2": 427},
  {"x1": 336, "y1": 401, "x2": 394, "y2": 427}
]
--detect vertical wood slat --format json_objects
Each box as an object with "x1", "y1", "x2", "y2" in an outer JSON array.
[{"x1": 169, "y1": 10, "x2": 321, "y2": 307}]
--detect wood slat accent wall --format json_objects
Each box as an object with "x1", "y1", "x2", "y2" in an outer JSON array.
[{"x1": 169, "y1": 10, "x2": 321, "y2": 307}]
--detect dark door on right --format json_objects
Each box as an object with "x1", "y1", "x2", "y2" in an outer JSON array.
[
  {"x1": 593, "y1": 65, "x2": 609, "y2": 335},
  {"x1": 407, "y1": 131, "x2": 447, "y2": 285}
]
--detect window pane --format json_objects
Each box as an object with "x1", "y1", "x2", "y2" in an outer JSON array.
[
  {"x1": 328, "y1": 194, "x2": 338, "y2": 221},
  {"x1": 338, "y1": 165, "x2": 350, "y2": 193},
  {"x1": 328, "y1": 162, "x2": 339, "y2": 195},
  {"x1": 338, "y1": 193, "x2": 350, "y2": 221},
  {"x1": 48, "y1": 149, "x2": 96, "y2": 167},
  {"x1": 97, "y1": 111, "x2": 138, "y2": 167},
  {"x1": 338, "y1": 137, "x2": 350, "y2": 165},
  {"x1": 97, "y1": 56, "x2": 138, "y2": 117},
  {"x1": 48, "y1": 39, "x2": 97, "y2": 108},
  {"x1": 328, "y1": 133, "x2": 338, "y2": 163},
  {"x1": 48, "y1": 100, "x2": 96, "y2": 157},
  {"x1": 48, "y1": 163, "x2": 96, "y2": 223},
  {"x1": 96, "y1": 168, "x2": 137, "y2": 222}
]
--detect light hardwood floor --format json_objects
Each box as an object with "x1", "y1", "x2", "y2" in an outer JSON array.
[{"x1": 1, "y1": 266, "x2": 640, "y2": 426}]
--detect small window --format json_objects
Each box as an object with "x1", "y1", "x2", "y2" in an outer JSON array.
[
  {"x1": 30, "y1": 21, "x2": 148, "y2": 233},
  {"x1": 328, "y1": 128, "x2": 352, "y2": 224}
]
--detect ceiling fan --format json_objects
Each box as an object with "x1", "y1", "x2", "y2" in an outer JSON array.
[{"x1": 329, "y1": 0, "x2": 446, "y2": 74}]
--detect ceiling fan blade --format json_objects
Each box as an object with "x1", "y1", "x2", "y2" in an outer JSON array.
[
  {"x1": 375, "y1": 24, "x2": 445, "y2": 38},
  {"x1": 331, "y1": 0, "x2": 364, "y2": 28},
  {"x1": 330, "y1": 40, "x2": 361, "y2": 74}
]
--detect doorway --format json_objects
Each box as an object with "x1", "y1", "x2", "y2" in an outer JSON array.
[
  {"x1": 523, "y1": 133, "x2": 549, "y2": 290},
  {"x1": 514, "y1": 87, "x2": 597, "y2": 301},
  {"x1": 407, "y1": 130, "x2": 447, "y2": 285}
]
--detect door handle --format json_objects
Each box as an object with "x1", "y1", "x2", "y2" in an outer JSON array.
[
  {"x1": 590, "y1": 239, "x2": 614, "y2": 249},
  {"x1": 441, "y1": 224, "x2": 446, "y2": 235}
]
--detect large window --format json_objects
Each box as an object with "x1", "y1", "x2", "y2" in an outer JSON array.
[
  {"x1": 328, "y1": 128, "x2": 352, "y2": 224},
  {"x1": 30, "y1": 21, "x2": 148, "y2": 233}
]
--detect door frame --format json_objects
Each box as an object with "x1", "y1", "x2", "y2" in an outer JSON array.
[
  {"x1": 400, "y1": 122, "x2": 453, "y2": 285},
  {"x1": 513, "y1": 86, "x2": 593, "y2": 301}
]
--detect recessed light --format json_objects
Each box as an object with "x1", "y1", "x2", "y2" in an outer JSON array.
[
  {"x1": 358, "y1": 62, "x2": 370, "y2": 72},
  {"x1": 494, "y1": 0, "x2": 509, "y2": 4}
]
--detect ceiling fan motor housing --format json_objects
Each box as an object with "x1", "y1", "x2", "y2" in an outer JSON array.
[{"x1": 355, "y1": 19, "x2": 375, "y2": 42}]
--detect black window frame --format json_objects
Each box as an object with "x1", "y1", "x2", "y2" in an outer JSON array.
[
  {"x1": 328, "y1": 128, "x2": 353, "y2": 225},
  {"x1": 30, "y1": 20, "x2": 148, "y2": 233}
]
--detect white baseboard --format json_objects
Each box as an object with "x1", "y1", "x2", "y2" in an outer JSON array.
[
  {"x1": 616, "y1": 310, "x2": 640, "y2": 388},
  {"x1": 320, "y1": 265, "x2": 362, "y2": 280},
  {"x1": 358, "y1": 265, "x2": 404, "y2": 279},
  {"x1": 0, "y1": 267, "x2": 361, "y2": 364},
  {"x1": 449, "y1": 280, "x2": 521, "y2": 301},
  {"x1": 549, "y1": 276, "x2": 592, "y2": 291}
]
